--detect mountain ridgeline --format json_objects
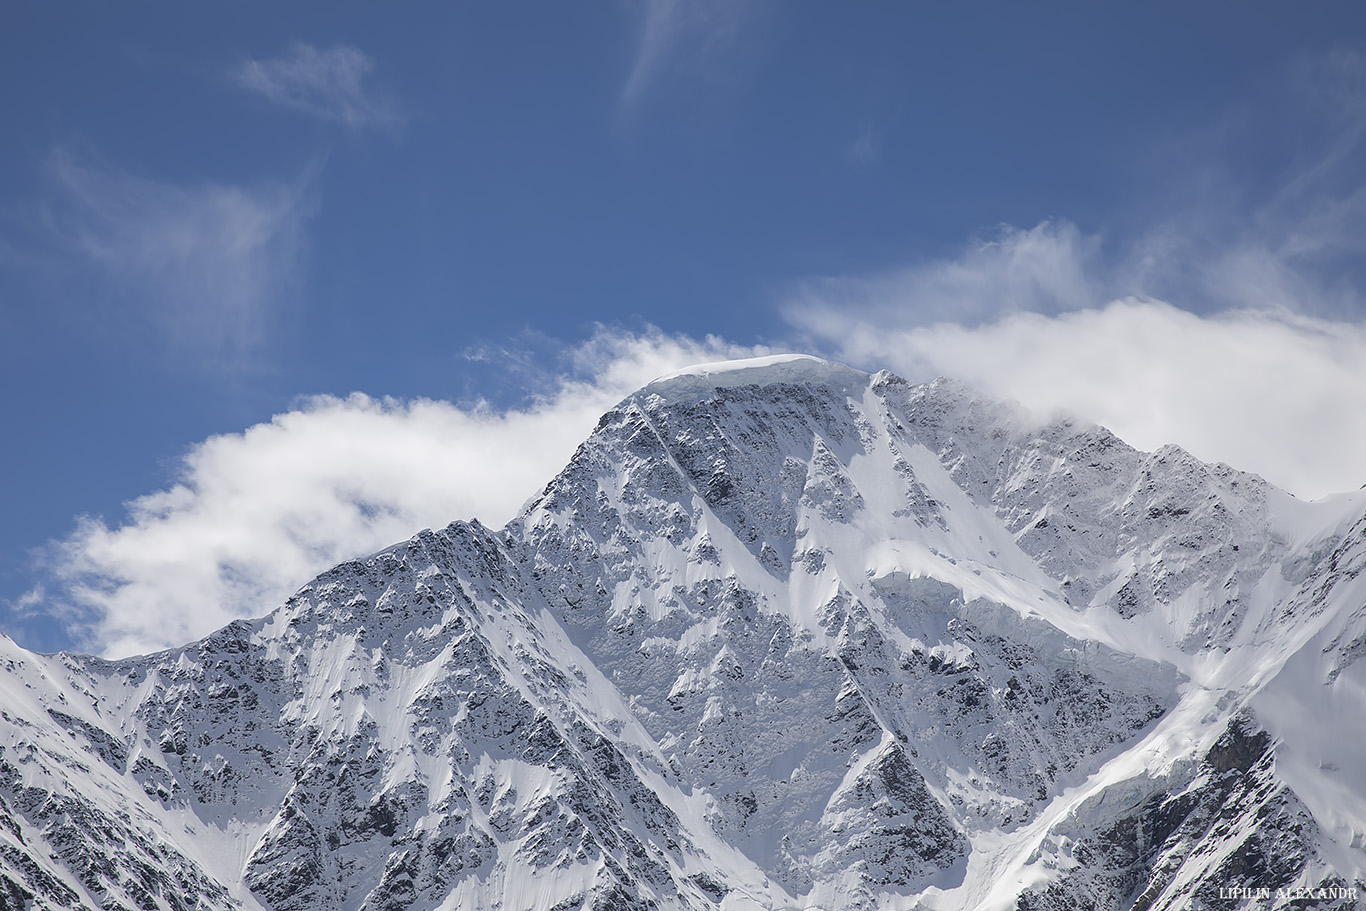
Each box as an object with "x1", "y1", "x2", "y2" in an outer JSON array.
[{"x1": 1, "y1": 356, "x2": 1364, "y2": 911}]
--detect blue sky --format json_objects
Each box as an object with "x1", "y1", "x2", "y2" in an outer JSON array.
[{"x1": 4, "y1": 2, "x2": 1366, "y2": 656}]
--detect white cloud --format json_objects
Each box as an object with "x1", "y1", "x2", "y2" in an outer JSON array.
[
  {"x1": 40, "y1": 330, "x2": 765, "y2": 658},
  {"x1": 44, "y1": 150, "x2": 314, "y2": 364},
  {"x1": 233, "y1": 43, "x2": 401, "y2": 130},
  {"x1": 792, "y1": 293, "x2": 1366, "y2": 503}
]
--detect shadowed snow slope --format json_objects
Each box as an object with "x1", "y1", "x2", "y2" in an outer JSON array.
[{"x1": 1, "y1": 355, "x2": 1363, "y2": 911}]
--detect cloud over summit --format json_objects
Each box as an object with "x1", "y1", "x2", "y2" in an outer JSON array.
[{"x1": 38, "y1": 331, "x2": 766, "y2": 658}]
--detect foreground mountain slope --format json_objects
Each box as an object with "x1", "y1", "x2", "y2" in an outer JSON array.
[{"x1": 1, "y1": 355, "x2": 1363, "y2": 911}]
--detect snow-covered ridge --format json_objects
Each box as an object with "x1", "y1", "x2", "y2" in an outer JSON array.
[
  {"x1": 1, "y1": 357, "x2": 1363, "y2": 911},
  {"x1": 637, "y1": 353, "x2": 871, "y2": 403}
]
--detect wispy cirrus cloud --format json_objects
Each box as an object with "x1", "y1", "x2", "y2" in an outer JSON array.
[
  {"x1": 40, "y1": 149, "x2": 316, "y2": 365},
  {"x1": 233, "y1": 43, "x2": 401, "y2": 130},
  {"x1": 847, "y1": 123, "x2": 879, "y2": 166},
  {"x1": 621, "y1": 0, "x2": 763, "y2": 105},
  {"x1": 1127, "y1": 49, "x2": 1366, "y2": 320},
  {"x1": 786, "y1": 220, "x2": 1102, "y2": 329}
]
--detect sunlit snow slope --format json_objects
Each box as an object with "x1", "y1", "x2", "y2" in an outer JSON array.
[{"x1": 1, "y1": 355, "x2": 1364, "y2": 911}]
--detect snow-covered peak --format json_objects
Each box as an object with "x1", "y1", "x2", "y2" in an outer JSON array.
[
  {"x1": 3, "y1": 359, "x2": 1366, "y2": 911},
  {"x1": 636, "y1": 353, "x2": 871, "y2": 404}
]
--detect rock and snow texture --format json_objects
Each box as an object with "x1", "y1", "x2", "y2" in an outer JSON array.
[{"x1": 0, "y1": 354, "x2": 1363, "y2": 911}]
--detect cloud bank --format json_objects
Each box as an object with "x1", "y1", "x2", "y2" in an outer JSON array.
[
  {"x1": 41, "y1": 331, "x2": 764, "y2": 658},
  {"x1": 799, "y1": 298, "x2": 1366, "y2": 501},
  {"x1": 233, "y1": 43, "x2": 401, "y2": 130},
  {"x1": 40, "y1": 298, "x2": 1366, "y2": 660}
]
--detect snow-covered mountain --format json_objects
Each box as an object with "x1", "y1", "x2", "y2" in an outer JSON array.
[{"x1": 2, "y1": 355, "x2": 1364, "y2": 911}]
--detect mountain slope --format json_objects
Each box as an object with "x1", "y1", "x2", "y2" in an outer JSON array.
[{"x1": 1, "y1": 355, "x2": 1363, "y2": 911}]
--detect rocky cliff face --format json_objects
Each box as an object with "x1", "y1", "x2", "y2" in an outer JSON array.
[{"x1": 0, "y1": 355, "x2": 1362, "y2": 911}]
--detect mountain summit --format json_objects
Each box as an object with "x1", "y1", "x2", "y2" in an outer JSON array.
[{"x1": 2, "y1": 356, "x2": 1364, "y2": 911}]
